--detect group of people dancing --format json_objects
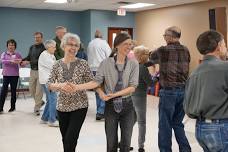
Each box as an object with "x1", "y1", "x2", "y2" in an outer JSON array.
[{"x1": 1, "y1": 24, "x2": 227, "y2": 152}]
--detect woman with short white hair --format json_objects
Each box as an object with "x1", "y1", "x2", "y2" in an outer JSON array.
[
  {"x1": 132, "y1": 45, "x2": 153, "y2": 152},
  {"x1": 38, "y1": 39, "x2": 58, "y2": 127},
  {"x1": 48, "y1": 33, "x2": 94, "y2": 152}
]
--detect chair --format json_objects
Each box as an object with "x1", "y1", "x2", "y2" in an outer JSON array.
[{"x1": 18, "y1": 68, "x2": 30, "y2": 99}]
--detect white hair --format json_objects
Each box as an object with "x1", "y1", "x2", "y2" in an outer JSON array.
[
  {"x1": 44, "y1": 39, "x2": 56, "y2": 49},
  {"x1": 60, "y1": 33, "x2": 80, "y2": 50}
]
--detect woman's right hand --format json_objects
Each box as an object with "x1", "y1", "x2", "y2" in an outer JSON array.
[{"x1": 58, "y1": 83, "x2": 74, "y2": 93}]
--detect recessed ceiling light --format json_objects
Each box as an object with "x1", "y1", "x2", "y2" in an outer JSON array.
[
  {"x1": 120, "y1": 3, "x2": 155, "y2": 9},
  {"x1": 44, "y1": 0, "x2": 67, "y2": 4}
]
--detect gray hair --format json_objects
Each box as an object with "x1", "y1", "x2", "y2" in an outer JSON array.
[
  {"x1": 60, "y1": 33, "x2": 80, "y2": 49},
  {"x1": 55, "y1": 26, "x2": 67, "y2": 31},
  {"x1": 165, "y1": 26, "x2": 181, "y2": 38},
  {"x1": 44, "y1": 39, "x2": 56, "y2": 49}
]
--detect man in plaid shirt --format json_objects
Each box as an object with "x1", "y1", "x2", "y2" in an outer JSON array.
[{"x1": 149, "y1": 26, "x2": 191, "y2": 152}]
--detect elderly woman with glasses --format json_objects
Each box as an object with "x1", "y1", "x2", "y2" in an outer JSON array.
[
  {"x1": 48, "y1": 33, "x2": 94, "y2": 152},
  {"x1": 38, "y1": 39, "x2": 58, "y2": 127}
]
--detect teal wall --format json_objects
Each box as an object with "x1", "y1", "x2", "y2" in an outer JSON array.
[
  {"x1": 0, "y1": 7, "x2": 135, "y2": 57},
  {"x1": 90, "y1": 10, "x2": 135, "y2": 42}
]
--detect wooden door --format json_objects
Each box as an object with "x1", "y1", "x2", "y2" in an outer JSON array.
[{"x1": 108, "y1": 27, "x2": 133, "y2": 48}]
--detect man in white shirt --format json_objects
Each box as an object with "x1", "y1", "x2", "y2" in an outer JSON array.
[{"x1": 87, "y1": 30, "x2": 112, "y2": 120}]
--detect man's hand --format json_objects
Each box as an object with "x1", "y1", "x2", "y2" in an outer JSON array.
[{"x1": 20, "y1": 61, "x2": 29, "y2": 66}]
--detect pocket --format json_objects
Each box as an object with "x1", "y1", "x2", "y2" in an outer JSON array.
[
  {"x1": 221, "y1": 125, "x2": 228, "y2": 141},
  {"x1": 200, "y1": 125, "x2": 223, "y2": 151}
]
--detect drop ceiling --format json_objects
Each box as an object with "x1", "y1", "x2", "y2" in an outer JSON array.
[{"x1": 0, "y1": 0, "x2": 207, "y2": 12}]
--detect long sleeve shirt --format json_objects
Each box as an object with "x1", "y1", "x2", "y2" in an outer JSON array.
[
  {"x1": 94, "y1": 57, "x2": 139, "y2": 94},
  {"x1": 23, "y1": 43, "x2": 45, "y2": 70},
  {"x1": 54, "y1": 37, "x2": 64, "y2": 60},
  {"x1": 133, "y1": 64, "x2": 153, "y2": 97},
  {"x1": 38, "y1": 50, "x2": 56, "y2": 84},
  {"x1": 0, "y1": 51, "x2": 22, "y2": 76},
  {"x1": 149, "y1": 42, "x2": 190, "y2": 88},
  {"x1": 184, "y1": 55, "x2": 228, "y2": 119}
]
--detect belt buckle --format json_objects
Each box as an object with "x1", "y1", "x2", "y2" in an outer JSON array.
[{"x1": 205, "y1": 119, "x2": 212, "y2": 123}]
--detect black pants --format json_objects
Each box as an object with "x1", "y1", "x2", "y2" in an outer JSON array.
[
  {"x1": 105, "y1": 97, "x2": 135, "y2": 152},
  {"x1": 0, "y1": 76, "x2": 19, "y2": 110},
  {"x1": 58, "y1": 108, "x2": 88, "y2": 152}
]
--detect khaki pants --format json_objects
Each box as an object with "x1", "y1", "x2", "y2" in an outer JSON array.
[{"x1": 29, "y1": 70, "x2": 43, "y2": 111}]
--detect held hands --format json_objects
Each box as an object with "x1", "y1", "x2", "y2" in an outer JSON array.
[
  {"x1": 99, "y1": 93, "x2": 116, "y2": 101},
  {"x1": 10, "y1": 59, "x2": 22, "y2": 64},
  {"x1": 20, "y1": 61, "x2": 29, "y2": 66},
  {"x1": 57, "y1": 82, "x2": 79, "y2": 93}
]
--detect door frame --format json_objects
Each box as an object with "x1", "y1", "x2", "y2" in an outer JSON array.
[{"x1": 108, "y1": 27, "x2": 133, "y2": 48}]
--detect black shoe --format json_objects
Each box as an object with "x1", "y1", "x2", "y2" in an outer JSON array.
[
  {"x1": 130, "y1": 146, "x2": 134, "y2": 151},
  {"x1": 8, "y1": 108, "x2": 15, "y2": 112},
  {"x1": 118, "y1": 143, "x2": 133, "y2": 151},
  {"x1": 41, "y1": 101, "x2": 45, "y2": 107},
  {"x1": 0, "y1": 109, "x2": 3, "y2": 114},
  {"x1": 96, "y1": 113, "x2": 104, "y2": 120},
  {"x1": 34, "y1": 110, "x2": 40, "y2": 116},
  {"x1": 138, "y1": 148, "x2": 145, "y2": 152}
]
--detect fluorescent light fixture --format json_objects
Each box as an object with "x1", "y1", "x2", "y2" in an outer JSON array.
[
  {"x1": 120, "y1": 3, "x2": 155, "y2": 9},
  {"x1": 44, "y1": 0, "x2": 67, "y2": 4}
]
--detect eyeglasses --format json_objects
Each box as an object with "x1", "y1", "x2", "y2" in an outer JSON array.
[
  {"x1": 163, "y1": 34, "x2": 171, "y2": 37},
  {"x1": 66, "y1": 43, "x2": 79, "y2": 48}
]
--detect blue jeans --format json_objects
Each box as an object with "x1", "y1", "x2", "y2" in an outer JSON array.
[
  {"x1": 158, "y1": 88, "x2": 191, "y2": 152},
  {"x1": 41, "y1": 84, "x2": 57, "y2": 123},
  {"x1": 93, "y1": 71, "x2": 105, "y2": 115},
  {"x1": 196, "y1": 120, "x2": 228, "y2": 152}
]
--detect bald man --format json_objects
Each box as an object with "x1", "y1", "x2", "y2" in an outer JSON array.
[{"x1": 149, "y1": 26, "x2": 191, "y2": 152}]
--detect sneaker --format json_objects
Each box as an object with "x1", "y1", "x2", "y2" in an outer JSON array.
[
  {"x1": 48, "y1": 121, "x2": 59, "y2": 127},
  {"x1": 96, "y1": 113, "x2": 104, "y2": 120},
  {"x1": 0, "y1": 110, "x2": 3, "y2": 114},
  {"x1": 40, "y1": 120, "x2": 48, "y2": 124},
  {"x1": 138, "y1": 148, "x2": 145, "y2": 152}
]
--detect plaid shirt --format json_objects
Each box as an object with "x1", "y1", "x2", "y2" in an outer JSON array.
[{"x1": 150, "y1": 42, "x2": 190, "y2": 88}]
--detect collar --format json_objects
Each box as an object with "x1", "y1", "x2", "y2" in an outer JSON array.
[
  {"x1": 6, "y1": 51, "x2": 16, "y2": 55},
  {"x1": 202, "y1": 55, "x2": 220, "y2": 61},
  {"x1": 167, "y1": 41, "x2": 180, "y2": 45}
]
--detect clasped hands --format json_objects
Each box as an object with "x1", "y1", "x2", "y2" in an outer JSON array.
[
  {"x1": 57, "y1": 82, "x2": 78, "y2": 93},
  {"x1": 10, "y1": 59, "x2": 22, "y2": 64},
  {"x1": 98, "y1": 92, "x2": 116, "y2": 101}
]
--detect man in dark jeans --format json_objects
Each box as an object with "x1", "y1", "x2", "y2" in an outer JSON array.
[
  {"x1": 149, "y1": 26, "x2": 191, "y2": 152},
  {"x1": 184, "y1": 30, "x2": 228, "y2": 151}
]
